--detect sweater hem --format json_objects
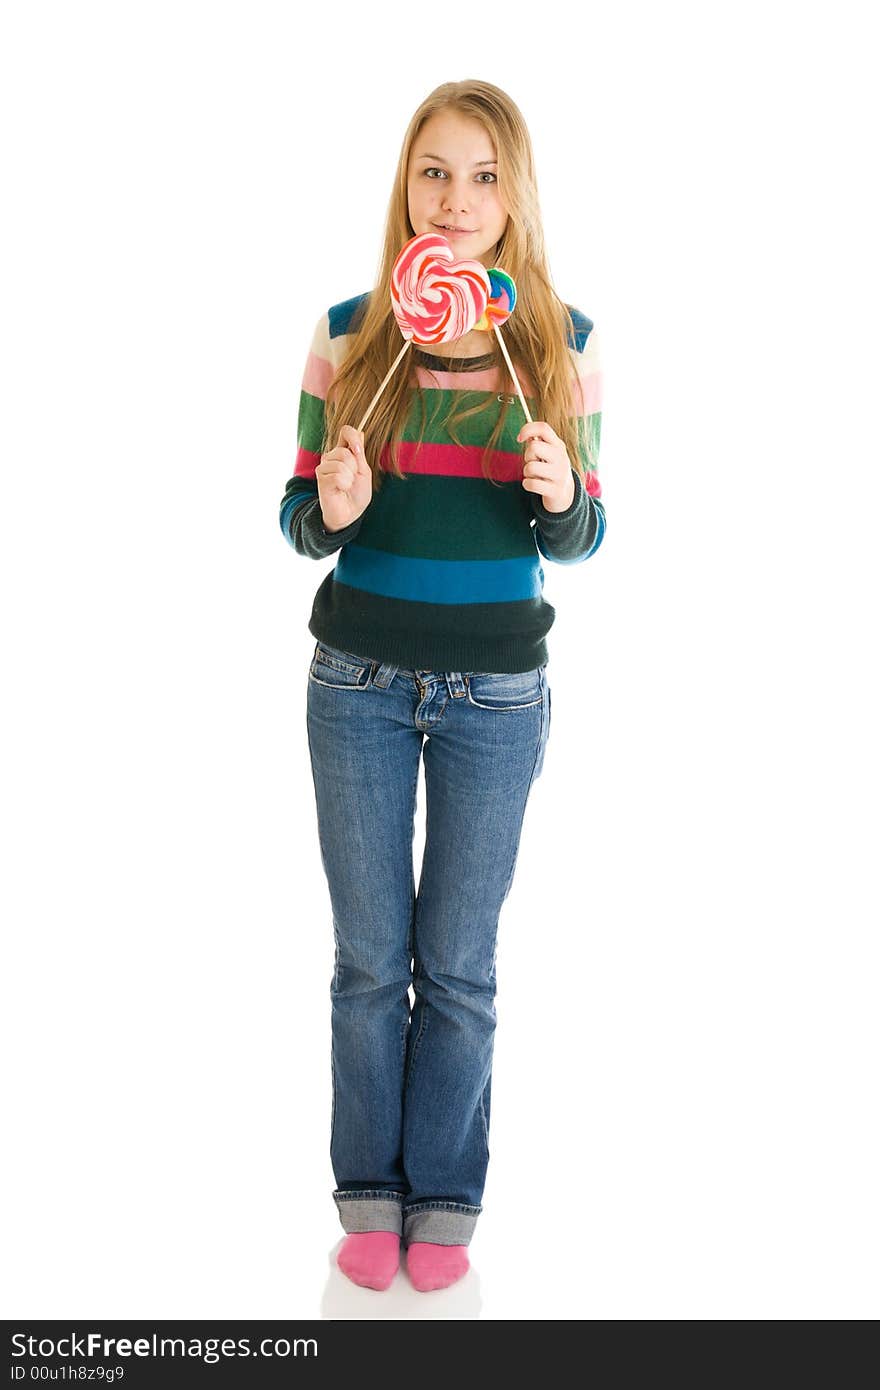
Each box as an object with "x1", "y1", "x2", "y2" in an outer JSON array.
[{"x1": 308, "y1": 616, "x2": 549, "y2": 675}]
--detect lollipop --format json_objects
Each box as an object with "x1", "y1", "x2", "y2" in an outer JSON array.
[
  {"x1": 473, "y1": 267, "x2": 516, "y2": 331},
  {"x1": 392, "y1": 232, "x2": 490, "y2": 344},
  {"x1": 356, "y1": 233, "x2": 490, "y2": 431},
  {"x1": 473, "y1": 267, "x2": 532, "y2": 423}
]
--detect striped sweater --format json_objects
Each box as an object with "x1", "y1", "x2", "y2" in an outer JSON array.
[{"x1": 279, "y1": 291, "x2": 605, "y2": 673}]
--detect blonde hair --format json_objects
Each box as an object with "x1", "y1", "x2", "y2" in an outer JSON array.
[{"x1": 323, "y1": 78, "x2": 596, "y2": 492}]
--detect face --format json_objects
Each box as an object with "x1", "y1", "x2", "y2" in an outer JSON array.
[{"x1": 406, "y1": 109, "x2": 509, "y2": 268}]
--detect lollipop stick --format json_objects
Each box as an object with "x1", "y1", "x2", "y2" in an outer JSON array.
[
  {"x1": 357, "y1": 339, "x2": 412, "y2": 433},
  {"x1": 494, "y1": 324, "x2": 533, "y2": 424}
]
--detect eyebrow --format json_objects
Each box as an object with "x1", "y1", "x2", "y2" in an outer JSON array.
[{"x1": 415, "y1": 153, "x2": 498, "y2": 166}]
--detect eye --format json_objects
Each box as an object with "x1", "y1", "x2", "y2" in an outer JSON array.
[{"x1": 423, "y1": 168, "x2": 497, "y2": 183}]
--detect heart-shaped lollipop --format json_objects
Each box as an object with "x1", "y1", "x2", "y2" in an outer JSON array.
[{"x1": 391, "y1": 232, "x2": 491, "y2": 344}]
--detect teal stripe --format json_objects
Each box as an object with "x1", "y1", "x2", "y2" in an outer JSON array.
[
  {"x1": 279, "y1": 488, "x2": 316, "y2": 544},
  {"x1": 334, "y1": 544, "x2": 545, "y2": 604},
  {"x1": 587, "y1": 498, "x2": 606, "y2": 556}
]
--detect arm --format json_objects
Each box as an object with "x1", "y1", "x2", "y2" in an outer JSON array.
[
  {"x1": 278, "y1": 310, "x2": 366, "y2": 559},
  {"x1": 531, "y1": 319, "x2": 606, "y2": 565}
]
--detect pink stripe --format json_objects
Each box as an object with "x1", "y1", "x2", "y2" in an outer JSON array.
[
  {"x1": 298, "y1": 439, "x2": 600, "y2": 492},
  {"x1": 570, "y1": 368, "x2": 603, "y2": 417},
  {"x1": 296, "y1": 441, "x2": 522, "y2": 482},
  {"x1": 294, "y1": 448, "x2": 321, "y2": 479},
  {"x1": 378, "y1": 440, "x2": 524, "y2": 482},
  {"x1": 301, "y1": 350, "x2": 334, "y2": 400},
  {"x1": 412, "y1": 361, "x2": 538, "y2": 397}
]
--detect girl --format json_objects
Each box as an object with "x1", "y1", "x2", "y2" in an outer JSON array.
[{"x1": 279, "y1": 80, "x2": 604, "y2": 1293}]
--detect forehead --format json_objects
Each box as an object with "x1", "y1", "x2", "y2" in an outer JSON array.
[{"x1": 411, "y1": 110, "x2": 497, "y2": 164}]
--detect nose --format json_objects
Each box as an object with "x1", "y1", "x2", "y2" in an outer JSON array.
[{"x1": 441, "y1": 179, "x2": 473, "y2": 212}]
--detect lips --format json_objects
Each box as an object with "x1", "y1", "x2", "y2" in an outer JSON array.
[{"x1": 434, "y1": 223, "x2": 474, "y2": 233}]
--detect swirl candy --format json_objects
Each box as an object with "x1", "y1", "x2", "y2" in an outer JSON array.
[
  {"x1": 391, "y1": 232, "x2": 491, "y2": 344},
  {"x1": 473, "y1": 267, "x2": 517, "y2": 331}
]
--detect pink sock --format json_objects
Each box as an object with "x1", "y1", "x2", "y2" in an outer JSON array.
[
  {"x1": 336, "y1": 1231, "x2": 400, "y2": 1290},
  {"x1": 405, "y1": 1241, "x2": 470, "y2": 1292}
]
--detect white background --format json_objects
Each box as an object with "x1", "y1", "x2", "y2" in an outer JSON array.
[{"x1": 2, "y1": 0, "x2": 877, "y2": 1320}]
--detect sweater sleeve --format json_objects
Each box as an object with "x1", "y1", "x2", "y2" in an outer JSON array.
[
  {"x1": 530, "y1": 319, "x2": 606, "y2": 565},
  {"x1": 279, "y1": 310, "x2": 365, "y2": 559}
]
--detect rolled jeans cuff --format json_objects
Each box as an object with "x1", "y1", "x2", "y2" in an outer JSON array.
[
  {"x1": 333, "y1": 1190, "x2": 405, "y2": 1235},
  {"x1": 402, "y1": 1201, "x2": 482, "y2": 1247}
]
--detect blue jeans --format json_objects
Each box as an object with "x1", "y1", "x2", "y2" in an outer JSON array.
[{"x1": 305, "y1": 639, "x2": 551, "y2": 1247}]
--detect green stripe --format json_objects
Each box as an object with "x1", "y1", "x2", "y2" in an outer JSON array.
[
  {"x1": 298, "y1": 386, "x2": 600, "y2": 467},
  {"x1": 297, "y1": 390, "x2": 326, "y2": 452},
  {"x1": 404, "y1": 387, "x2": 536, "y2": 448}
]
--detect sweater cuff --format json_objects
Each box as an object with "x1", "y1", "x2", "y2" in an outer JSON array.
[
  {"x1": 531, "y1": 466, "x2": 584, "y2": 525},
  {"x1": 295, "y1": 497, "x2": 364, "y2": 558},
  {"x1": 320, "y1": 517, "x2": 363, "y2": 543}
]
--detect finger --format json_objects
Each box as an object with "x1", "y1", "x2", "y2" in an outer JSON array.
[
  {"x1": 518, "y1": 425, "x2": 543, "y2": 445},
  {"x1": 524, "y1": 460, "x2": 554, "y2": 481},
  {"x1": 518, "y1": 421, "x2": 551, "y2": 444},
  {"x1": 521, "y1": 476, "x2": 551, "y2": 495},
  {"x1": 334, "y1": 459, "x2": 356, "y2": 490},
  {"x1": 339, "y1": 425, "x2": 365, "y2": 458},
  {"x1": 527, "y1": 427, "x2": 562, "y2": 453},
  {"x1": 528, "y1": 439, "x2": 565, "y2": 465},
  {"x1": 324, "y1": 452, "x2": 356, "y2": 478},
  {"x1": 524, "y1": 445, "x2": 552, "y2": 467}
]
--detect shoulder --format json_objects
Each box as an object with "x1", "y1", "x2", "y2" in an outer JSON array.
[
  {"x1": 561, "y1": 304, "x2": 601, "y2": 386},
  {"x1": 561, "y1": 303, "x2": 596, "y2": 354},
  {"x1": 328, "y1": 291, "x2": 372, "y2": 341},
  {"x1": 311, "y1": 291, "x2": 373, "y2": 369}
]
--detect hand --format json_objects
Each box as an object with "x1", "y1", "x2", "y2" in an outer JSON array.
[
  {"x1": 517, "y1": 421, "x2": 576, "y2": 513},
  {"x1": 315, "y1": 425, "x2": 374, "y2": 532}
]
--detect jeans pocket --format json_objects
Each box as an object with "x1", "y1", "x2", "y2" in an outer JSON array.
[
  {"x1": 309, "y1": 641, "x2": 373, "y2": 690},
  {"x1": 465, "y1": 667, "x2": 543, "y2": 711}
]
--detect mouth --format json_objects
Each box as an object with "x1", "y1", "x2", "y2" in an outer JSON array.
[{"x1": 433, "y1": 223, "x2": 475, "y2": 235}]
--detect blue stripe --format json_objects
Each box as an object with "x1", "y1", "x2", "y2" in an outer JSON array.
[
  {"x1": 328, "y1": 293, "x2": 371, "y2": 340},
  {"x1": 333, "y1": 544, "x2": 546, "y2": 604},
  {"x1": 586, "y1": 498, "x2": 606, "y2": 556},
  {"x1": 279, "y1": 489, "x2": 316, "y2": 545},
  {"x1": 564, "y1": 305, "x2": 594, "y2": 352}
]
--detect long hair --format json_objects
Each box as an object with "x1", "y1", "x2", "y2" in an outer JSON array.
[{"x1": 323, "y1": 79, "x2": 595, "y2": 493}]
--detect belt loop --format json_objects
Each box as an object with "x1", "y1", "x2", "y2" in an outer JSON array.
[
  {"x1": 373, "y1": 661, "x2": 398, "y2": 689},
  {"x1": 446, "y1": 670, "x2": 467, "y2": 698}
]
